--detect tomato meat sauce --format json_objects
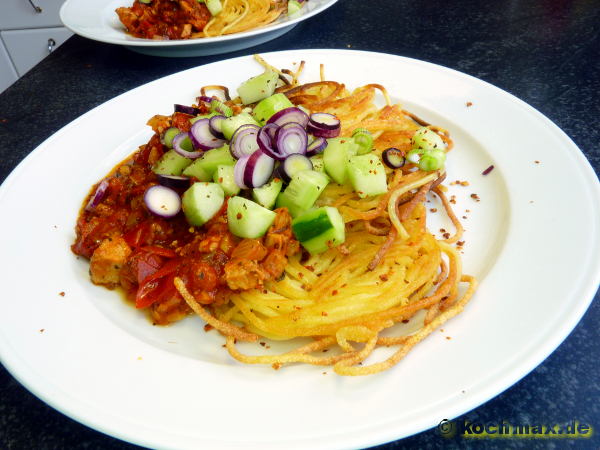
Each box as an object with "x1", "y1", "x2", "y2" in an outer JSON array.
[
  {"x1": 116, "y1": 0, "x2": 212, "y2": 40},
  {"x1": 72, "y1": 111, "x2": 299, "y2": 325}
]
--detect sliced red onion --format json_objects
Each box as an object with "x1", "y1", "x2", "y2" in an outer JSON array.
[
  {"x1": 309, "y1": 113, "x2": 340, "y2": 130},
  {"x1": 144, "y1": 185, "x2": 181, "y2": 218},
  {"x1": 172, "y1": 132, "x2": 203, "y2": 159},
  {"x1": 280, "y1": 154, "x2": 313, "y2": 183},
  {"x1": 275, "y1": 122, "x2": 308, "y2": 157},
  {"x1": 231, "y1": 124, "x2": 260, "y2": 159},
  {"x1": 234, "y1": 154, "x2": 250, "y2": 189},
  {"x1": 174, "y1": 104, "x2": 200, "y2": 116},
  {"x1": 267, "y1": 107, "x2": 309, "y2": 128},
  {"x1": 208, "y1": 115, "x2": 226, "y2": 140},
  {"x1": 157, "y1": 174, "x2": 191, "y2": 190},
  {"x1": 244, "y1": 150, "x2": 275, "y2": 189},
  {"x1": 189, "y1": 118, "x2": 226, "y2": 151},
  {"x1": 85, "y1": 179, "x2": 109, "y2": 211},
  {"x1": 382, "y1": 148, "x2": 406, "y2": 169},
  {"x1": 197, "y1": 96, "x2": 213, "y2": 103},
  {"x1": 305, "y1": 136, "x2": 328, "y2": 156},
  {"x1": 306, "y1": 122, "x2": 341, "y2": 138},
  {"x1": 257, "y1": 123, "x2": 283, "y2": 160}
]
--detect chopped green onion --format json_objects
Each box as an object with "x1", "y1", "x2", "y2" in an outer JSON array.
[
  {"x1": 406, "y1": 148, "x2": 424, "y2": 164},
  {"x1": 210, "y1": 99, "x2": 233, "y2": 117},
  {"x1": 418, "y1": 149, "x2": 446, "y2": 171},
  {"x1": 352, "y1": 128, "x2": 373, "y2": 155}
]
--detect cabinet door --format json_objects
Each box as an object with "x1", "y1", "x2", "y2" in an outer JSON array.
[
  {"x1": 1, "y1": 27, "x2": 72, "y2": 77},
  {"x1": 0, "y1": 40, "x2": 18, "y2": 93},
  {"x1": 0, "y1": 0, "x2": 64, "y2": 30}
]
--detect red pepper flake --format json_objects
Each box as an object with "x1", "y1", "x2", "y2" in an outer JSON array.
[
  {"x1": 304, "y1": 265, "x2": 314, "y2": 272},
  {"x1": 466, "y1": 101, "x2": 473, "y2": 107},
  {"x1": 204, "y1": 324, "x2": 213, "y2": 332},
  {"x1": 379, "y1": 274, "x2": 389, "y2": 282},
  {"x1": 442, "y1": 232, "x2": 451, "y2": 239},
  {"x1": 462, "y1": 215, "x2": 468, "y2": 219},
  {"x1": 446, "y1": 336, "x2": 452, "y2": 340},
  {"x1": 321, "y1": 311, "x2": 328, "y2": 316},
  {"x1": 402, "y1": 319, "x2": 409, "y2": 324},
  {"x1": 534, "y1": 160, "x2": 540, "y2": 164},
  {"x1": 439, "y1": 228, "x2": 446, "y2": 233},
  {"x1": 470, "y1": 193, "x2": 480, "y2": 202},
  {"x1": 260, "y1": 342, "x2": 266, "y2": 347},
  {"x1": 58, "y1": 291, "x2": 65, "y2": 297},
  {"x1": 331, "y1": 290, "x2": 338, "y2": 296},
  {"x1": 39, "y1": 329, "x2": 45, "y2": 333},
  {"x1": 430, "y1": 208, "x2": 437, "y2": 213},
  {"x1": 457, "y1": 240, "x2": 465, "y2": 246},
  {"x1": 298, "y1": 272, "x2": 304, "y2": 278},
  {"x1": 482, "y1": 165, "x2": 494, "y2": 175},
  {"x1": 236, "y1": 212, "x2": 242, "y2": 220}
]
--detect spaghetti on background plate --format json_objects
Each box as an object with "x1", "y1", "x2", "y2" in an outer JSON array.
[{"x1": 72, "y1": 55, "x2": 477, "y2": 376}]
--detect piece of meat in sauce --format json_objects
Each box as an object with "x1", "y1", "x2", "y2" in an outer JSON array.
[
  {"x1": 89, "y1": 236, "x2": 132, "y2": 288},
  {"x1": 223, "y1": 208, "x2": 299, "y2": 291}
]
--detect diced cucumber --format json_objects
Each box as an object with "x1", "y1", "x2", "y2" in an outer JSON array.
[
  {"x1": 288, "y1": 0, "x2": 302, "y2": 15},
  {"x1": 162, "y1": 127, "x2": 180, "y2": 148},
  {"x1": 292, "y1": 207, "x2": 345, "y2": 254},
  {"x1": 227, "y1": 196, "x2": 276, "y2": 239},
  {"x1": 276, "y1": 170, "x2": 329, "y2": 217},
  {"x1": 237, "y1": 71, "x2": 279, "y2": 105},
  {"x1": 182, "y1": 182, "x2": 225, "y2": 227},
  {"x1": 213, "y1": 164, "x2": 240, "y2": 196},
  {"x1": 323, "y1": 137, "x2": 358, "y2": 184},
  {"x1": 206, "y1": 0, "x2": 222, "y2": 15},
  {"x1": 152, "y1": 149, "x2": 192, "y2": 176},
  {"x1": 182, "y1": 144, "x2": 234, "y2": 181},
  {"x1": 221, "y1": 113, "x2": 260, "y2": 140},
  {"x1": 310, "y1": 155, "x2": 325, "y2": 173},
  {"x1": 253, "y1": 93, "x2": 293, "y2": 124},
  {"x1": 252, "y1": 178, "x2": 283, "y2": 209},
  {"x1": 190, "y1": 112, "x2": 219, "y2": 124},
  {"x1": 411, "y1": 126, "x2": 445, "y2": 151},
  {"x1": 347, "y1": 154, "x2": 388, "y2": 198}
]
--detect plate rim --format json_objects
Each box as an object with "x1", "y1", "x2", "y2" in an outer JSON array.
[{"x1": 1, "y1": 49, "x2": 599, "y2": 449}]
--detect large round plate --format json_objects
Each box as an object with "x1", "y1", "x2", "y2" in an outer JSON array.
[
  {"x1": 0, "y1": 50, "x2": 599, "y2": 449},
  {"x1": 60, "y1": 0, "x2": 338, "y2": 57}
]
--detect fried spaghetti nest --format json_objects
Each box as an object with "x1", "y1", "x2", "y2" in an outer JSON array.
[{"x1": 174, "y1": 56, "x2": 478, "y2": 376}]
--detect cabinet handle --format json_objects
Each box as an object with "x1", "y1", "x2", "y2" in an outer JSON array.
[
  {"x1": 48, "y1": 38, "x2": 56, "y2": 53},
  {"x1": 28, "y1": 0, "x2": 43, "y2": 13}
]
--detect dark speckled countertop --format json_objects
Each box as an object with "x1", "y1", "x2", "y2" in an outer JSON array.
[{"x1": 0, "y1": 0, "x2": 599, "y2": 448}]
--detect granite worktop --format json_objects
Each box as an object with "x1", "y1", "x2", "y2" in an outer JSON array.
[{"x1": 0, "y1": 0, "x2": 598, "y2": 448}]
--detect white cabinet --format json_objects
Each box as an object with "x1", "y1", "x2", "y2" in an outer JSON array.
[{"x1": 0, "y1": 0, "x2": 73, "y2": 92}]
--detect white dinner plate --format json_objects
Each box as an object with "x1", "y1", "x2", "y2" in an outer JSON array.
[
  {"x1": 0, "y1": 50, "x2": 599, "y2": 449},
  {"x1": 60, "y1": 0, "x2": 338, "y2": 57}
]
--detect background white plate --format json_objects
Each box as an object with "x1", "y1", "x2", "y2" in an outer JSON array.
[
  {"x1": 0, "y1": 50, "x2": 598, "y2": 449},
  {"x1": 60, "y1": 0, "x2": 339, "y2": 57}
]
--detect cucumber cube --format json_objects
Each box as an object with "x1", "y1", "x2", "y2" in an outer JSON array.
[
  {"x1": 182, "y1": 182, "x2": 225, "y2": 227},
  {"x1": 347, "y1": 154, "x2": 388, "y2": 198},
  {"x1": 292, "y1": 207, "x2": 345, "y2": 254},
  {"x1": 213, "y1": 165, "x2": 240, "y2": 197},
  {"x1": 227, "y1": 196, "x2": 276, "y2": 239},
  {"x1": 237, "y1": 71, "x2": 279, "y2": 105}
]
